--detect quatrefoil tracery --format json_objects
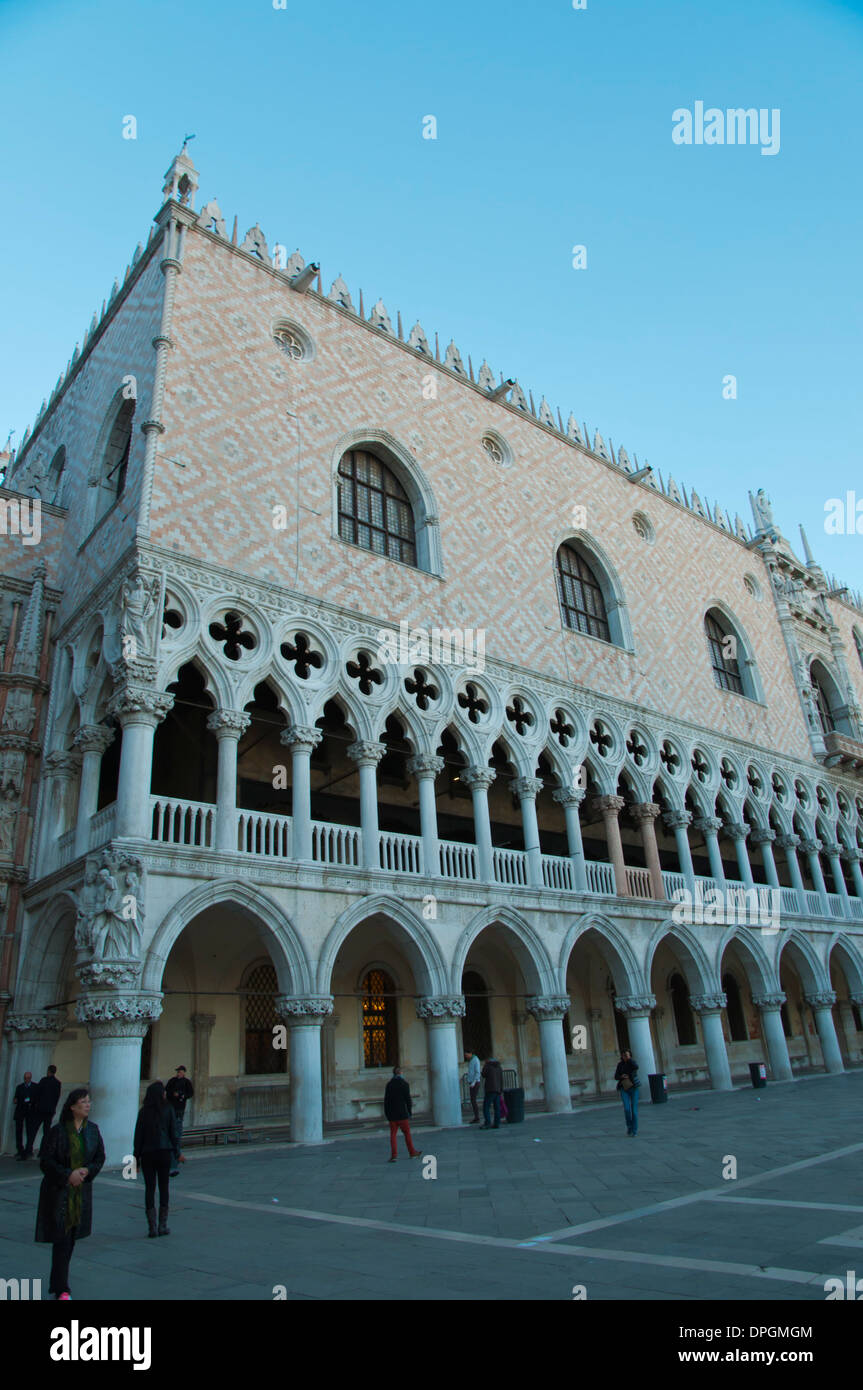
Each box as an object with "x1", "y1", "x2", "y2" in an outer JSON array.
[
  {"x1": 346, "y1": 650, "x2": 384, "y2": 696},
  {"x1": 589, "y1": 720, "x2": 613, "y2": 758},
  {"x1": 280, "y1": 632, "x2": 324, "y2": 680},
  {"x1": 660, "y1": 740, "x2": 681, "y2": 774},
  {"x1": 458, "y1": 683, "x2": 489, "y2": 725},
  {"x1": 626, "y1": 731, "x2": 648, "y2": 767},
  {"x1": 405, "y1": 668, "x2": 439, "y2": 711},
  {"x1": 550, "y1": 709, "x2": 574, "y2": 748},
  {"x1": 208, "y1": 611, "x2": 256, "y2": 661},
  {"x1": 506, "y1": 696, "x2": 535, "y2": 737},
  {"x1": 691, "y1": 749, "x2": 710, "y2": 783}
]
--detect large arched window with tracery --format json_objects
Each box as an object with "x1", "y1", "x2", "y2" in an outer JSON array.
[
  {"x1": 556, "y1": 542, "x2": 611, "y2": 642},
  {"x1": 338, "y1": 448, "x2": 417, "y2": 566},
  {"x1": 99, "y1": 398, "x2": 134, "y2": 509},
  {"x1": 362, "y1": 968, "x2": 397, "y2": 1068},
  {"x1": 243, "y1": 961, "x2": 286, "y2": 1075},
  {"x1": 810, "y1": 664, "x2": 837, "y2": 735},
  {"x1": 705, "y1": 609, "x2": 744, "y2": 695}
]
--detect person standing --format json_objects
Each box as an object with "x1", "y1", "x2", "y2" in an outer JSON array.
[
  {"x1": 13, "y1": 1071, "x2": 39, "y2": 1159},
  {"x1": 465, "y1": 1050, "x2": 481, "y2": 1124},
  {"x1": 164, "y1": 1065, "x2": 193, "y2": 1176},
  {"x1": 481, "y1": 1056, "x2": 503, "y2": 1130},
  {"x1": 35, "y1": 1065, "x2": 61, "y2": 1150},
  {"x1": 133, "y1": 1081, "x2": 179, "y2": 1237},
  {"x1": 35, "y1": 1088, "x2": 105, "y2": 1300},
  {"x1": 614, "y1": 1048, "x2": 640, "y2": 1136},
  {"x1": 383, "y1": 1066, "x2": 422, "y2": 1163}
]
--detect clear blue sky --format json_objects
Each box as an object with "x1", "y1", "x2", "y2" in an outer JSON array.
[{"x1": 2, "y1": 0, "x2": 861, "y2": 585}]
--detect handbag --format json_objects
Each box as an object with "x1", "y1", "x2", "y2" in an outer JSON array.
[{"x1": 620, "y1": 1074, "x2": 634, "y2": 1092}]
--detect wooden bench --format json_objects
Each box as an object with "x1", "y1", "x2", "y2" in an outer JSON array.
[{"x1": 181, "y1": 1123, "x2": 247, "y2": 1147}]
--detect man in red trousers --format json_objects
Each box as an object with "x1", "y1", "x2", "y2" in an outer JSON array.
[{"x1": 384, "y1": 1066, "x2": 423, "y2": 1163}]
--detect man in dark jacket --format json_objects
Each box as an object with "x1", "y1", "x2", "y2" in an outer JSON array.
[
  {"x1": 13, "y1": 1071, "x2": 39, "y2": 1158},
  {"x1": 481, "y1": 1057, "x2": 504, "y2": 1130},
  {"x1": 383, "y1": 1066, "x2": 422, "y2": 1162},
  {"x1": 35, "y1": 1066, "x2": 61, "y2": 1149},
  {"x1": 164, "y1": 1065, "x2": 193, "y2": 1174}
]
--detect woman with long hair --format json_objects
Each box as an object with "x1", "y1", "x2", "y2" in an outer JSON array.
[
  {"x1": 133, "y1": 1080, "x2": 178, "y2": 1237},
  {"x1": 35, "y1": 1087, "x2": 105, "y2": 1300}
]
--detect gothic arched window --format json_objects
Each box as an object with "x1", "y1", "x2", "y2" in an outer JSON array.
[
  {"x1": 462, "y1": 970, "x2": 492, "y2": 1060},
  {"x1": 670, "y1": 972, "x2": 696, "y2": 1045},
  {"x1": 98, "y1": 397, "x2": 135, "y2": 517},
  {"x1": 854, "y1": 629, "x2": 863, "y2": 672},
  {"x1": 362, "y1": 969, "x2": 397, "y2": 1067},
  {"x1": 338, "y1": 448, "x2": 417, "y2": 567},
  {"x1": 705, "y1": 610, "x2": 744, "y2": 695},
  {"x1": 722, "y1": 973, "x2": 747, "y2": 1042},
  {"x1": 244, "y1": 961, "x2": 286, "y2": 1075},
  {"x1": 810, "y1": 665, "x2": 837, "y2": 735},
  {"x1": 556, "y1": 543, "x2": 611, "y2": 642}
]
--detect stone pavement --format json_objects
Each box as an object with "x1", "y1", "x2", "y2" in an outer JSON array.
[{"x1": 2, "y1": 1072, "x2": 862, "y2": 1301}]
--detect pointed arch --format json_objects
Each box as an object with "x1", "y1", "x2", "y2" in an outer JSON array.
[
  {"x1": 451, "y1": 905, "x2": 556, "y2": 995},
  {"x1": 316, "y1": 894, "x2": 447, "y2": 996}
]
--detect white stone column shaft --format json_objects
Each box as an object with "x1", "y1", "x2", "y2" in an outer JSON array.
[
  {"x1": 73, "y1": 728, "x2": 114, "y2": 858},
  {"x1": 553, "y1": 787, "x2": 588, "y2": 891},
  {"x1": 417, "y1": 997, "x2": 464, "y2": 1126},
  {"x1": 752, "y1": 994, "x2": 792, "y2": 1081},
  {"x1": 208, "y1": 710, "x2": 251, "y2": 854},
  {"x1": 281, "y1": 726, "x2": 322, "y2": 862},
  {"x1": 348, "y1": 742, "x2": 385, "y2": 871},
  {"x1": 805, "y1": 992, "x2": 844, "y2": 1074},
  {"x1": 109, "y1": 690, "x2": 173, "y2": 839},
  {"x1": 526, "y1": 997, "x2": 572, "y2": 1112},
  {"x1": 463, "y1": 767, "x2": 496, "y2": 883},
  {"x1": 277, "y1": 997, "x2": 333, "y2": 1144},
  {"x1": 614, "y1": 996, "x2": 658, "y2": 1078},
  {"x1": 692, "y1": 995, "x2": 733, "y2": 1091},
  {"x1": 514, "y1": 777, "x2": 544, "y2": 888},
  {"x1": 407, "y1": 755, "x2": 444, "y2": 876}
]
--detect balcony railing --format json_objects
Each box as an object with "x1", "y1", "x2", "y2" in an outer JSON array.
[{"x1": 118, "y1": 794, "x2": 863, "y2": 925}]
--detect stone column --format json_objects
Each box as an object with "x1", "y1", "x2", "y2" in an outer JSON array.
[
  {"x1": 724, "y1": 823, "x2": 755, "y2": 890},
  {"x1": 2, "y1": 1011, "x2": 68, "y2": 1148},
  {"x1": 613, "y1": 995, "x2": 658, "y2": 1078},
  {"x1": 347, "y1": 741, "x2": 386, "y2": 871},
  {"x1": 511, "y1": 1009, "x2": 529, "y2": 1088},
  {"x1": 275, "y1": 996, "x2": 334, "y2": 1143},
  {"x1": 207, "y1": 710, "x2": 251, "y2": 853},
  {"x1": 513, "y1": 776, "x2": 544, "y2": 888},
  {"x1": 775, "y1": 833, "x2": 807, "y2": 901},
  {"x1": 108, "y1": 687, "x2": 174, "y2": 839},
  {"x1": 190, "y1": 1012, "x2": 216, "y2": 1125},
  {"x1": 823, "y1": 841, "x2": 852, "y2": 914},
  {"x1": 842, "y1": 846, "x2": 863, "y2": 900},
  {"x1": 552, "y1": 787, "x2": 588, "y2": 890},
  {"x1": 751, "y1": 992, "x2": 793, "y2": 1081},
  {"x1": 586, "y1": 1007, "x2": 603, "y2": 1093},
  {"x1": 406, "y1": 754, "x2": 444, "y2": 876},
  {"x1": 462, "y1": 767, "x2": 496, "y2": 883},
  {"x1": 77, "y1": 994, "x2": 162, "y2": 1167},
  {"x1": 280, "y1": 725, "x2": 322, "y2": 862},
  {"x1": 593, "y1": 795, "x2": 629, "y2": 896},
  {"x1": 630, "y1": 803, "x2": 666, "y2": 899},
  {"x1": 804, "y1": 990, "x2": 844, "y2": 1074},
  {"x1": 800, "y1": 839, "x2": 830, "y2": 915},
  {"x1": 37, "y1": 751, "x2": 80, "y2": 870},
  {"x1": 693, "y1": 816, "x2": 726, "y2": 887},
  {"x1": 72, "y1": 726, "x2": 115, "y2": 858},
  {"x1": 526, "y1": 996, "x2": 572, "y2": 1112},
  {"x1": 691, "y1": 993, "x2": 733, "y2": 1091},
  {"x1": 664, "y1": 809, "x2": 696, "y2": 896},
  {"x1": 416, "y1": 996, "x2": 465, "y2": 1126},
  {"x1": 750, "y1": 828, "x2": 780, "y2": 890}
]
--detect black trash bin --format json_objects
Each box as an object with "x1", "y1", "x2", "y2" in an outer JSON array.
[
  {"x1": 503, "y1": 1088, "x2": 524, "y2": 1123},
  {"x1": 648, "y1": 1073, "x2": 667, "y2": 1104},
  {"x1": 749, "y1": 1062, "x2": 767, "y2": 1089}
]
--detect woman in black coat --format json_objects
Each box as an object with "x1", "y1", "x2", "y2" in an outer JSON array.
[
  {"x1": 133, "y1": 1081, "x2": 178, "y2": 1237},
  {"x1": 35, "y1": 1088, "x2": 105, "y2": 1300},
  {"x1": 614, "y1": 1049, "x2": 641, "y2": 1137}
]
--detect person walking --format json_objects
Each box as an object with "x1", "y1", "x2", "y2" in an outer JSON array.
[
  {"x1": 164, "y1": 1065, "x2": 193, "y2": 1176},
  {"x1": 34, "y1": 1065, "x2": 61, "y2": 1150},
  {"x1": 13, "y1": 1071, "x2": 39, "y2": 1159},
  {"x1": 464, "y1": 1050, "x2": 481, "y2": 1123},
  {"x1": 35, "y1": 1088, "x2": 105, "y2": 1300},
  {"x1": 133, "y1": 1081, "x2": 179, "y2": 1237},
  {"x1": 383, "y1": 1066, "x2": 422, "y2": 1163},
  {"x1": 614, "y1": 1048, "x2": 640, "y2": 1136},
  {"x1": 481, "y1": 1056, "x2": 503, "y2": 1130}
]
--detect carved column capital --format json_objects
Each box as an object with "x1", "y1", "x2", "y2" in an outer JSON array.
[
  {"x1": 73, "y1": 724, "x2": 115, "y2": 756},
  {"x1": 406, "y1": 754, "x2": 445, "y2": 779},
  {"x1": 280, "y1": 724, "x2": 323, "y2": 753},
  {"x1": 4, "y1": 1008, "x2": 67, "y2": 1039},
  {"x1": 552, "y1": 787, "x2": 586, "y2": 809},
  {"x1": 804, "y1": 990, "x2": 837, "y2": 1009},
  {"x1": 76, "y1": 960, "x2": 141, "y2": 991},
  {"x1": 207, "y1": 709, "x2": 252, "y2": 739},
  {"x1": 43, "y1": 750, "x2": 81, "y2": 778},
  {"x1": 108, "y1": 686, "x2": 174, "y2": 727},
  {"x1": 525, "y1": 994, "x2": 571, "y2": 1022},
  {"x1": 663, "y1": 809, "x2": 692, "y2": 831},
  {"x1": 275, "y1": 995, "x2": 335, "y2": 1023},
  {"x1": 613, "y1": 993, "x2": 657, "y2": 1018},
  {"x1": 723, "y1": 822, "x2": 750, "y2": 844},
  {"x1": 751, "y1": 991, "x2": 786, "y2": 1011},
  {"x1": 415, "y1": 995, "x2": 466, "y2": 1020},
  {"x1": 820, "y1": 841, "x2": 842, "y2": 858},
  {"x1": 690, "y1": 992, "x2": 727, "y2": 1014},
  {"x1": 629, "y1": 802, "x2": 661, "y2": 824},
  {"x1": 693, "y1": 816, "x2": 722, "y2": 835},
  {"x1": 749, "y1": 828, "x2": 776, "y2": 847},
  {"x1": 462, "y1": 765, "x2": 496, "y2": 792},
  {"x1": 76, "y1": 993, "x2": 162, "y2": 1038},
  {"x1": 512, "y1": 776, "x2": 544, "y2": 801},
  {"x1": 593, "y1": 795, "x2": 625, "y2": 818},
  {"x1": 347, "y1": 740, "x2": 386, "y2": 767},
  {"x1": 775, "y1": 833, "x2": 800, "y2": 852},
  {"x1": 841, "y1": 846, "x2": 862, "y2": 864},
  {"x1": 798, "y1": 838, "x2": 822, "y2": 855},
  {"x1": 191, "y1": 1012, "x2": 217, "y2": 1033}
]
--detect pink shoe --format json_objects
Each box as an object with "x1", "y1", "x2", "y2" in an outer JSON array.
[{"x1": 58, "y1": 1292, "x2": 71, "y2": 1301}]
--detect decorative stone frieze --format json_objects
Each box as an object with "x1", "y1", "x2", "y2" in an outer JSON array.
[
  {"x1": 4, "y1": 1009, "x2": 67, "y2": 1037},
  {"x1": 76, "y1": 960, "x2": 141, "y2": 990},
  {"x1": 275, "y1": 995, "x2": 335, "y2": 1020}
]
